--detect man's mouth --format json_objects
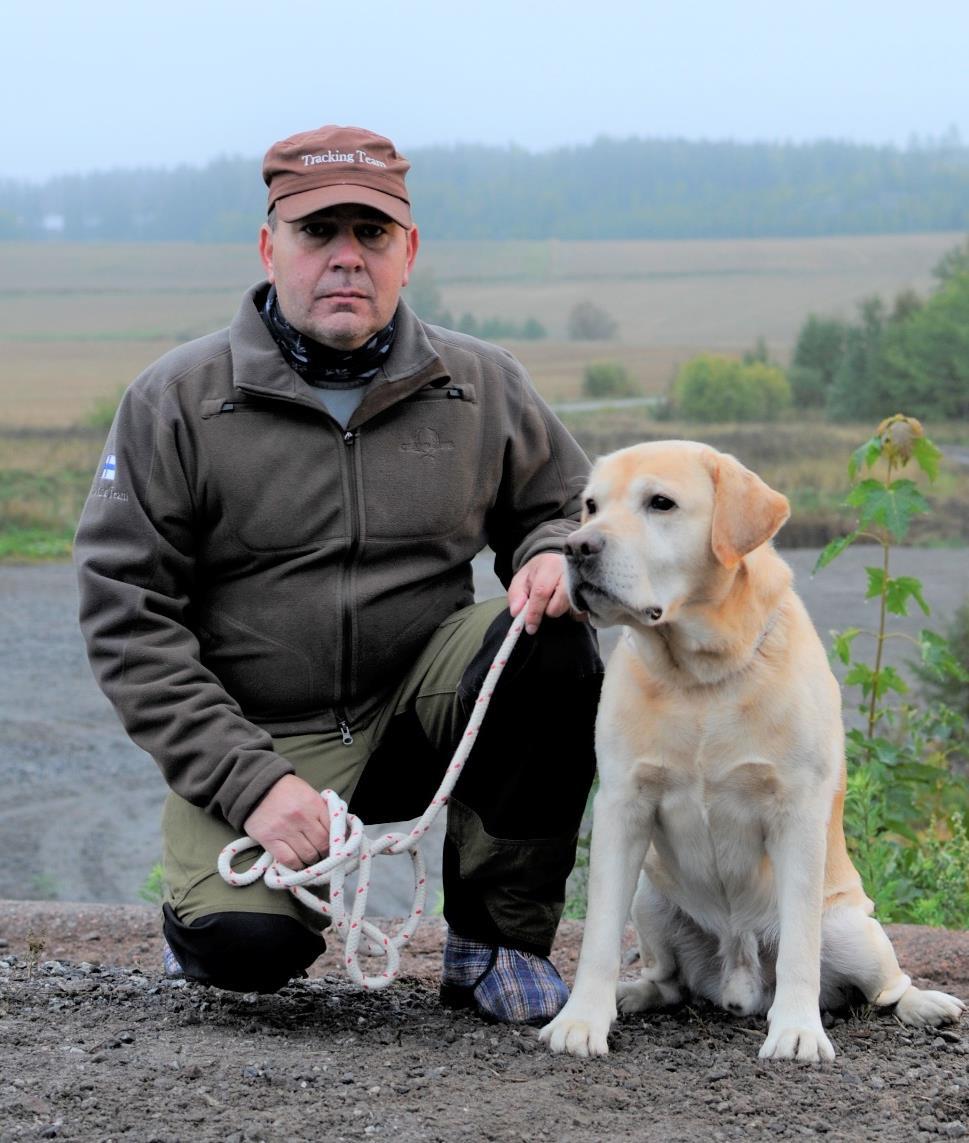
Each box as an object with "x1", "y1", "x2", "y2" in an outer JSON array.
[{"x1": 319, "y1": 289, "x2": 370, "y2": 301}]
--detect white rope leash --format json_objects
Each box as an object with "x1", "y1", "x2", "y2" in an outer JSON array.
[{"x1": 217, "y1": 610, "x2": 526, "y2": 991}]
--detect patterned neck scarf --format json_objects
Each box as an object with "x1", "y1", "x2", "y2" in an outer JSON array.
[{"x1": 260, "y1": 285, "x2": 397, "y2": 388}]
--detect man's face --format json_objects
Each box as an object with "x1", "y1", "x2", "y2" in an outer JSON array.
[{"x1": 259, "y1": 204, "x2": 419, "y2": 349}]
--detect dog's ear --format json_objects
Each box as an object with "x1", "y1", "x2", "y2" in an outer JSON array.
[{"x1": 707, "y1": 451, "x2": 790, "y2": 569}]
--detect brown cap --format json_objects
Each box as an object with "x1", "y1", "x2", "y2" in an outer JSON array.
[{"x1": 263, "y1": 125, "x2": 412, "y2": 228}]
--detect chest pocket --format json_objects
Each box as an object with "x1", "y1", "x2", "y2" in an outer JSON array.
[
  {"x1": 361, "y1": 387, "x2": 481, "y2": 540},
  {"x1": 201, "y1": 399, "x2": 345, "y2": 552}
]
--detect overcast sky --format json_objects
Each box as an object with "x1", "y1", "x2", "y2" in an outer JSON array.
[{"x1": 5, "y1": 0, "x2": 967, "y2": 182}]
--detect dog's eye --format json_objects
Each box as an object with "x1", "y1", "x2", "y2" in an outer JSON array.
[
  {"x1": 585, "y1": 497, "x2": 597, "y2": 516},
  {"x1": 648, "y1": 495, "x2": 676, "y2": 512}
]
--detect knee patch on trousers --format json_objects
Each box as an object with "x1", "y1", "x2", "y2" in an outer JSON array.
[{"x1": 162, "y1": 903, "x2": 325, "y2": 993}]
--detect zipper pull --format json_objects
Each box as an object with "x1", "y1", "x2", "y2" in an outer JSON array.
[
  {"x1": 343, "y1": 430, "x2": 355, "y2": 445},
  {"x1": 338, "y1": 719, "x2": 354, "y2": 746}
]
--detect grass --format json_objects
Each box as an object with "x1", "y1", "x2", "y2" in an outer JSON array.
[
  {"x1": 3, "y1": 416, "x2": 967, "y2": 563},
  {"x1": 0, "y1": 429, "x2": 103, "y2": 561}
]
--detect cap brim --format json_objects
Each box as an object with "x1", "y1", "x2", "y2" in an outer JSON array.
[{"x1": 273, "y1": 184, "x2": 412, "y2": 229}]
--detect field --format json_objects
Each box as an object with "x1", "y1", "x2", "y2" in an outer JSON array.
[
  {"x1": 0, "y1": 231, "x2": 961, "y2": 426},
  {"x1": 1, "y1": 233, "x2": 967, "y2": 558}
]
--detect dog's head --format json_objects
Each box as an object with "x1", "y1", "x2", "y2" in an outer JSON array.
[{"x1": 564, "y1": 441, "x2": 790, "y2": 629}]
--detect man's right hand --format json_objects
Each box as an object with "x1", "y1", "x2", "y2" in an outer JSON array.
[{"x1": 242, "y1": 774, "x2": 331, "y2": 870}]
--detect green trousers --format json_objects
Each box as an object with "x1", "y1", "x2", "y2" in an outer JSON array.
[{"x1": 163, "y1": 598, "x2": 601, "y2": 959}]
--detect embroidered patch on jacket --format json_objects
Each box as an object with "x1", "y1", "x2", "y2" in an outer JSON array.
[
  {"x1": 400, "y1": 428, "x2": 454, "y2": 461},
  {"x1": 100, "y1": 454, "x2": 117, "y2": 481}
]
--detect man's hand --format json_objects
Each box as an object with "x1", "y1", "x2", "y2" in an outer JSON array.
[
  {"x1": 508, "y1": 552, "x2": 572, "y2": 635},
  {"x1": 243, "y1": 774, "x2": 331, "y2": 870}
]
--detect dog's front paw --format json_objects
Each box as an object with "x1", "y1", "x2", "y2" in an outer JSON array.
[
  {"x1": 540, "y1": 1002, "x2": 613, "y2": 1057},
  {"x1": 895, "y1": 987, "x2": 965, "y2": 1027},
  {"x1": 759, "y1": 1015, "x2": 835, "y2": 1063}
]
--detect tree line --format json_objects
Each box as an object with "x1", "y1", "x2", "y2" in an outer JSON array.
[
  {"x1": 2, "y1": 136, "x2": 968, "y2": 242},
  {"x1": 665, "y1": 237, "x2": 969, "y2": 422}
]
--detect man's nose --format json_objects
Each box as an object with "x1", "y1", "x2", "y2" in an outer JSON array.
[
  {"x1": 564, "y1": 529, "x2": 605, "y2": 563},
  {"x1": 328, "y1": 230, "x2": 365, "y2": 269}
]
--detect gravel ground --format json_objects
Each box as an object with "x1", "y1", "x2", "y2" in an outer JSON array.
[
  {"x1": 1, "y1": 553, "x2": 967, "y2": 1140},
  {"x1": 0, "y1": 903, "x2": 967, "y2": 1142}
]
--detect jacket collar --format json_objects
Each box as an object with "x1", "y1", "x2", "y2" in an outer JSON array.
[{"x1": 229, "y1": 283, "x2": 450, "y2": 420}]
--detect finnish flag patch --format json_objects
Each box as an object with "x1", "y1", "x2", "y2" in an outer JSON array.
[{"x1": 101, "y1": 454, "x2": 117, "y2": 481}]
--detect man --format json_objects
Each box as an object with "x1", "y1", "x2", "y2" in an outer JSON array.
[{"x1": 74, "y1": 125, "x2": 600, "y2": 1024}]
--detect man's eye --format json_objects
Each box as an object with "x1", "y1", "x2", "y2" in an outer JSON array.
[
  {"x1": 585, "y1": 497, "x2": 597, "y2": 515},
  {"x1": 648, "y1": 495, "x2": 676, "y2": 512},
  {"x1": 301, "y1": 223, "x2": 333, "y2": 239},
  {"x1": 358, "y1": 224, "x2": 386, "y2": 241}
]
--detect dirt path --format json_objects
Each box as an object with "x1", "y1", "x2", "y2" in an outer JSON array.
[{"x1": 0, "y1": 902, "x2": 967, "y2": 1141}]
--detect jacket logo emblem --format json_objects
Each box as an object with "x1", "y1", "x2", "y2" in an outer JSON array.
[
  {"x1": 100, "y1": 453, "x2": 117, "y2": 481},
  {"x1": 400, "y1": 428, "x2": 454, "y2": 461}
]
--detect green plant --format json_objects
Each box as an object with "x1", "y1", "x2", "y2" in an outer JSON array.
[
  {"x1": 913, "y1": 598, "x2": 969, "y2": 723},
  {"x1": 563, "y1": 828, "x2": 590, "y2": 920},
  {"x1": 817, "y1": 414, "x2": 969, "y2": 924},
  {"x1": 138, "y1": 862, "x2": 166, "y2": 905},
  {"x1": 82, "y1": 387, "x2": 124, "y2": 431},
  {"x1": 581, "y1": 360, "x2": 638, "y2": 400},
  {"x1": 29, "y1": 873, "x2": 59, "y2": 901}
]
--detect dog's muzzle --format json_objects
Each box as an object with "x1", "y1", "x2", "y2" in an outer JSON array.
[
  {"x1": 564, "y1": 530, "x2": 663, "y2": 624},
  {"x1": 564, "y1": 529, "x2": 603, "y2": 614}
]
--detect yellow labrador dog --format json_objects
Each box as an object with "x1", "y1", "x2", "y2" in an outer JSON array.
[{"x1": 541, "y1": 441, "x2": 963, "y2": 1062}]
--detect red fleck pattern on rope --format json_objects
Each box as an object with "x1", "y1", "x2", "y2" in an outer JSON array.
[{"x1": 218, "y1": 611, "x2": 526, "y2": 990}]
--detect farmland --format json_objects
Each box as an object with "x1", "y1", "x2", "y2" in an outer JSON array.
[
  {"x1": 1, "y1": 232, "x2": 967, "y2": 559},
  {"x1": 0, "y1": 231, "x2": 961, "y2": 426}
]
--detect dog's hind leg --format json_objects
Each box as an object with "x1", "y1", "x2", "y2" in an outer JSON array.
[
  {"x1": 616, "y1": 878, "x2": 683, "y2": 1013},
  {"x1": 821, "y1": 905, "x2": 965, "y2": 1026}
]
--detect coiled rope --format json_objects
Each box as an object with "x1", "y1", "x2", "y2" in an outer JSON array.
[{"x1": 218, "y1": 611, "x2": 526, "y2": 991}]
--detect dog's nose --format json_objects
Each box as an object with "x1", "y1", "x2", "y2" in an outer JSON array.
[{"x1": 564, "y1": 529, "x2": 605, "y2": 562}]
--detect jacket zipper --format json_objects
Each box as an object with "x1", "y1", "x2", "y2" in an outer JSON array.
[{"x1": 337, "y1": 427, "x2": 361, "y2": 746}]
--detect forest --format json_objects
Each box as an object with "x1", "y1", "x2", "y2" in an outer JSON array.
[{"x1": 2, "y1": 136, "x2": 968, "y2": 242}]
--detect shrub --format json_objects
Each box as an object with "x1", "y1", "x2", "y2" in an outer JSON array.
[
  {"x1": 582, "y1": 360, "x2": 639, "y2": 399},
  {"x1": 672, "y1": 354, "x2": 791, "y2": 422},
  {"x1": 567, "y1": 300, "x2": 618, "y2": 341}
]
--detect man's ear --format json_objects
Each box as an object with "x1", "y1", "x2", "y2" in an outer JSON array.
[
  {"x1": 706, "y1": 451, "x2": 790, "y2": 569},
  {"x1": 401, "y1": 224, "x2": 420, "y2": 287},
  {"x1": 258, "y1": 223, "x2": 275, "y2": 282}
]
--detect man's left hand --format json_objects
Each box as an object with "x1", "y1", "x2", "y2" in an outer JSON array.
[{"x1": 508, "y1": 552, "x2": 572, "y2": 635}]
